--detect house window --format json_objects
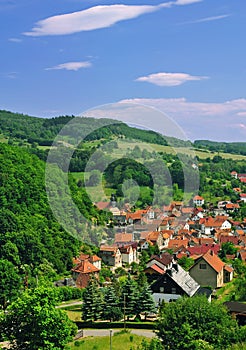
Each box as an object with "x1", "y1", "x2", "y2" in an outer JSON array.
[
  {"x1": 160, "y1": 287, "x2": 164, "y2": 293},
  {"x1": 199, "y1": 263, "x2": 207, "y2": 270},
  {"x1": 171, "y1": 287, "x2": 176, "y2": 294}
]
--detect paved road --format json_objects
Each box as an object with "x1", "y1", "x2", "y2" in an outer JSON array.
[
  {"x1": 57, "y1": 301, "x2": 83, "y2": 308},
  {"x1": 79, "y1": 328, "x2": 155, "y2": 338}
]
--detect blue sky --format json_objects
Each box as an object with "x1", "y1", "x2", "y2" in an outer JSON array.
[{"x1": 1, "y1": 0, "x2": 246, "y2": 141}]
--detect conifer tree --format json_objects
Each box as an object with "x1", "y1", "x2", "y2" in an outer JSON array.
[
  {"x1": 82, "y1": 276, "x2": 104, "y2": 322},
  {"x1": 120, "y1": 274, "x2": 139, "y2": 318},
  {"x1": 136, "y1": 282, "x2": 156, "y2": 319},
  {"x1": 102, "y1": 286, "x2": 122, "y2": 322}
]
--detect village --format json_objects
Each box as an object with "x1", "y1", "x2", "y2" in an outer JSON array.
[{"x1": 69, "y1": 171, "x2": 246, "y2": 320}]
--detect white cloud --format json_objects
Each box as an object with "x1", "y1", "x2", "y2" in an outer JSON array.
[
  {"x1": 8, "y1": 37, "x2": 22, "y2": 43},
  {"x1": 45, "y1": 61, "x2": 92, "y2": 71},
  {"x1": 118, "y1": 98, "x2": 246, "y2": 141},
  {"x1": 187, "y1": 14, "x2": 231, "y2": 24},
  {"x1": 136, "y1": 72, "x2": 208, "y2": 86},
  {"x1": 175, "y1": 0, "x2": 202, "y2": 5},
  {"x1": 23, "y1": 1, "x2": 202, "y2": 37}
]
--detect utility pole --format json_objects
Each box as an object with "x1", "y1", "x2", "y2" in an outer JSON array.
[
  {"x1": 123, "y1": 293, "x2": 126, "y2": 330},
  {"x1": 109, "y1": 329, "x2": 112, "y2": 350}
]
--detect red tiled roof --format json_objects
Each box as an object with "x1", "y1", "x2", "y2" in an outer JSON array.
[
  {"x1": 168, "y1": 239, "x2": 189, "y2": 249},
  {"x1": 95, "y1": 201, "x2": 110, "y2": 210},
  {"x1": 220, "y1": 236, "x2": 239, "y2": 245},
  {"x1": 147, "y1": 264, "x2": 165, "y2": 275},
  {"x1": 188, "y1": 244, "x2": 220, "y2": 256},
  {"x1": 72, "y1": 260, "x2": 99, "y2": 274},
  {"x1": 148, "y1": 231, "x2": 161, "y2": 241},
  {"x1": 193, "y1": 195, "x2": 204, "y2": 200},
  {"x1": 224, "y1": 265, "x2": 233, "y2": 273},
  {"x1": 114, "y1": 233, "x2": 133, "y2": 243},
  {"x1": 202, "y1": 250, "x2": 225, "y2": 273}
]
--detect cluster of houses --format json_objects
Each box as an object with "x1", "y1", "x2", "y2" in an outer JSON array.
[{"x1": 69, "y1": 194, "x2": 246, "y2": 304}]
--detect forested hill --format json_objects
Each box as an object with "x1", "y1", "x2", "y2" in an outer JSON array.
[
  {"x1": 0, "y1": 142, "x2": 107, "y2": 276},
  {"x1": 0, "y1": 109, "x2": 191, "y2": 147},
  {"x1": 194, "y1": 140, "x2": 246, "y2": 156},
  {"x1": 1, "y1": 110, "x2": 246, "y2": 154}
]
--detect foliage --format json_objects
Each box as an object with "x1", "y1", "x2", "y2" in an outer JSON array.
[
  {"x1": 0, "y1": 286, "x2": 77, "y2": 349},
  {"x1": 0, "y1": 259, "x2": 21, "y2": 310},
  {"x1": 102, "y1": 286, "x2": 122, "y2": 322},
  {"x1": 137, "y1": 338, "x2": 163, "y2": 350},
  {"x1": 156, "y1": 296, "x2": 242, "y2": 350},
  {"x1": 82, "y1": 276, "x2": 104, "y2": 322},
  {"x1": 219, "y1": 242, "x2": 238, "y2": 260},
  {"x1": 135, "y1": 282, "x2": 156, "y2": 318},
  {"x1": 177, "y1": 256, "x2": 195, "y2": 271},
  {"x1": 120, "y1": 274, "x2": 140, "y2": 318}
]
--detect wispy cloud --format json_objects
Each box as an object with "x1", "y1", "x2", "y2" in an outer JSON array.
[
  {"x1": 23, "y1": 1, "x2": 202, "y2": 37},
  {"x1": 8, "y1": 37, "x2": 22, "y2": 43},
  {"x1": 45, "y1": 61, "x2": 92, "y2": 71},
  {"x1": 182, "y1": 14, "x2": 231, "y2": 24},
  {"x1": 119, "y1": 98, "x2": 246, "y2": 141},
  {"x1": 136, "y1": 72, "x2": 208, "y2": 86}
]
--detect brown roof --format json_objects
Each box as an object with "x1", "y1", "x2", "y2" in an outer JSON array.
[
  {"x1": 148, "y1": 231, "x2": 161, "y2": 242},
  {"x1": 224, "y1": 265, "x2": 233, "y2": 273},
  {"x1": 168, "y1": 239, "x2": 189, "y2": 249},
  {"x1": 114, "y1": 233, "x2": 133, "y2": 243},
  {"x1": 72, "y1": 260, "x2": 99, "y2": 274},
  {"x1": 145, "y1": 264, "x2": 165, "y2": 275},
  {"x1": 95, "y1": 201, "x2": 110, "y2": 210},
  {"x1": 100, "y1": 245, "x2": 119, "y2": 253},
  {"x1": 202, "y1": 250, "x2": 225, "y2": 273}
]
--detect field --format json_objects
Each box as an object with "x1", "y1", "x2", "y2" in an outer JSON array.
[
  {"x1": 70, "y1": 332, "x2": 150, "y2": 350},
  {"x1": 114, "y1": 140, "x2": 246, "y2": 160}
]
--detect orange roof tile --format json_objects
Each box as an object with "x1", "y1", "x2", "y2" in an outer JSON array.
[{"x1": 202, "y1": 250, "x2": 225, "y2": 273}]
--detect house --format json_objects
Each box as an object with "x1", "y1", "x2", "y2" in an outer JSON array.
[
  {"x1": 147, "y1": 231, "x2": 163, "y2": 249},
  {"x1": 224, "y1": 265, "x2": 233, "y2": 283},
  {"x1": 187, "y1": 243, "x2": 221, "y2": 257},
  {"x1": 119, "y1": 244, "x2": 138, "y2": 265},
  {"x1": 72, "y1": 260, "x2": 100, "y2": 288},
  {"x1": 224, "y1": 301, "x2": 246, "y2": 326},
  {"x1": 200, "y1": 216, "x2": 232, "y2": 235},
  {"x1": 189, "y1": 250, "x2": 225, "y2": 289},
  {"x1": 146, "y1": 253, "x2": 173, "y2": 271},
  {"x1": 99, "y1": 246, "x2": 122, "y2": 268},
  {"x1": 150, "y1": 263, "x2": 211, "y2": 305},
  {"x1": 114, "y1": 233, "x2": 134, "y2": 244},
  {"x1": 193, "y1": 195, "x2": 204, "y2": 207},
  {"x1": 73, "y1": 253, "x2": 102, "y2": 270},
  {"x1": 240, "y1": 193, "x2": 246, "y2": 203}
]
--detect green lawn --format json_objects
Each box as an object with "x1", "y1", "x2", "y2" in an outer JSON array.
[{"x1": 70, "y1": 332, "x2": 149, "y2": 350}]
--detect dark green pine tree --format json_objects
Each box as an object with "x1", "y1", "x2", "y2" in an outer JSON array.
[
  {"x1": 82, "y1": 276, "x2": 104, "y2": 322},
  {"x1": 136, "y1": 282, "x2": 156, "y2": 320},
  {"x1": 102, "y1": 286, "x2": 122, "y2": 322},
  {"x1": 120, "y1": 274, "x2": 140, "y2": 319}
]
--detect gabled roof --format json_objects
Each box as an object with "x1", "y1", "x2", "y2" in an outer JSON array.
[
  {"x1": 168, "y1": 239, "x2": 189, "y2": 250},
  {"x1": 95, "y1": 201, "x2": 111, "y2": 210},
  {"x1": 166, "y1": 264, "x2": 200, "y2": 297},
  {"x1": 114, "y1": 233, "x2": 133, "y2": 243},
  {"x1": 193, "y1": 195, "x2": 204, "y2": 201},
  {"x1": 187, "y1": 244, "x2": 220, "y2": 256},
  {"x1": 72, "y1": 260, "x2": 99, "y2": 274},
  {"x1": 148, "y1": 231, "x2": 161, "y2": 241},
  {"x1": 145, "y1": 264, "x2": 165, "y2": 275},
  {"x1": 198, "y1": 250, "x2": 224, "y2": 273}
]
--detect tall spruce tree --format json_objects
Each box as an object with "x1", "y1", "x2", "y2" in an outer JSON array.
[
  {"x1": 82, "y1": 276, "x2": 104, "y2": 322},
  {"x1": 102, "y1": 286, "x2": 122, "y2": 322},
  {"x1": 136, "y1": 282, "x2": 156, "y2": 319},
  {"x1": 120, "y1": 274, "x2": 139, "y2": 318}
]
